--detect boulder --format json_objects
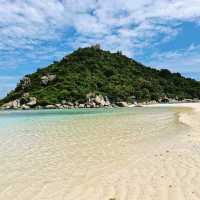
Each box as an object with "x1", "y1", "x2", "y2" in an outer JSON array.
[
  {"x1": 12, "y1": 99, "x2": 21, "y2": 108},
  {"x1": 79, "y1": 104, "x2": 85, "y2": 108},
  {"x1": 2, "y1": 99, "x2": 21, "y2": 109},
  {"x1": 66, "y1": 102, "x2": 74, "y2": 106},
  {"x1": 85, "y1": 104, "x2": 91, "y2": 108},
  {"x1": 21, "y1": 105, "x2": 30, "y2": 110},
  {"x1": 104, "y1": 96, "x2": 111, "y2": 106},
  {"x1": 86, "y1": 93, "x2": 111, "y2": 107},
  {"x1": 41, "y1": 76, "x2": 48, "y2": 85},
  {"x1": 134, "y1": 104, "x2": 143, "y2": 107},
  {"x1": 45, "y1": 105, "x2": 56, "y2": 109},
  {"x1": 89, "y1": 102, "x2": 96, "y2": 108},
  {"x1": 94, "y1": 95, "x2": 106, "y2": 106},
  {"x1": 27, "y1": 97, "x2": 37, "y2": 107},
  {"x1": 55, "y1": 104, "x2": 63, "y2": 109},
  {"x1": 18, "y1": 76, "x2": 31, "y2": 89},
  {"x1": 22, "y1": 93, "x2": 30, "y2": 98},
  {"x1": 1, "y1": 102, "x2": 13, "y2": 109},
  {"x1": 116, "y1": 102, "x2": 128, "y2": 107},
  {"x1": 41, "y1": 74, "x2": 56, "y2": 85},
  {"x1": 63, "y1": 105, "x2": 69, "y2": 109}
]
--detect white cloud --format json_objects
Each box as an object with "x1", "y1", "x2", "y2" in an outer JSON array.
[
  {"x1": 0, "y1": 0, "x2": 200, "y2": 69},
  {"x1": 146, "y1": 44, "x2": 200, "y2": 73},
  {"x1": 1, "y1": 0, "x2": 200, "y2": 55}
]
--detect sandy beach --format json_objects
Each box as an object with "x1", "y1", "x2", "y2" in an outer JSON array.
[{"x1": 0, "y1": 104, "x2": 199, "y2": 200}]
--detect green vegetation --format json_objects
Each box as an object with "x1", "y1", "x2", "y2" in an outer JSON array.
[{"x1": 1, "y1": 46, "x2": 200, "y2": 106}]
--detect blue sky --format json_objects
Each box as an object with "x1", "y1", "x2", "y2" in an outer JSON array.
[{"x1": 1, "y1": 0, "x2": 200, "y2": 98}]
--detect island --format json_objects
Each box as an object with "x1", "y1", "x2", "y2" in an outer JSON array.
[{"x1": 1, "y1": 45, "x2": 200, "y2": 110}]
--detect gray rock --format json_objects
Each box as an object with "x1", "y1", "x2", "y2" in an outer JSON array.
[
  {"x1": 21, "y1": 105, "x2": 30, "y2": 110},
  {"x1": 90, "y1": 102, "x2": 96, "y2": 108},
  {"x1": 63, "y1": 105, "x2": 69, "y2": 109},
  {"x1": 55, "y1": 104, "x2": 63, "y2": 109},
  {"x1": 13, "y1": 99, "x2": 21, "y2": 109},
  {"x1": 22, "y1": 93, "x2": 30, "y2": 98},
  {"x1": 2, "y1": 99, "x2": 21, "y2": 109},
  {"x1": 104, "y1": 96, "x2": 111, "y2": 106},
  {"x1": 86, "y1": 93, "x2": 110, "y2": 107},
  {"x1": 27, "y1": 97, "x2": 37, "y2": 106},
  {"x1": 18, "y1": 76, "x2": 31, "y2": 90},
  {"x1": 79, "y1": 104, "x2": 85, "y2": 108},
  {"x1": 66, "y1": 102, "x2": 74, "y2": 106},
  {"x1": 116, "y1": 102, "x2": 128, "y2": 107},
  {"x1": 94, "y1": 95, "x2": 106, "y2": 106},
  {"x1": 134, "y1": 104, "x2": 143, "y2": 107},
  {"x1": 41, "y1": 74, "x2": 56, "y2": 85},
  {"x1": 1, "y1": 102, "x2": 13, "y2": 109},
  {"x1": 45, "y1": 105, "x2": 56, "y2": 109},
  {"x1": 85, "y1": 104, "x2": 91, "y2": 108},
  {"x1": 41, "y1": 76, "x2": 48, "y2": 85}
]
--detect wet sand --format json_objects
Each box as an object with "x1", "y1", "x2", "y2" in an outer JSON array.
[{"x1": 0, "y1": 104, "x2": 199, "y2": 200}]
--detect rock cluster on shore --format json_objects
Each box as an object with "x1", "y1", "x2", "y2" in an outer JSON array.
[
  {"x1": 0, "y1": 93, "x2": 136, "y2": 110},
  {"x1": 1, "y1": 90, "x2": 199, "y2": 110},
  {"x1": 1, "y1": 93, "x2": 37, "y2": 110},
  {"x1": 1, "y1": 92, "x2": 199, "y2": 111}
]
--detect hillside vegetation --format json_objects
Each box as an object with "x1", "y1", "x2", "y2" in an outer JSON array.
[{"x1": 1, "y1": 46, "x2": 200, "y2": 107}]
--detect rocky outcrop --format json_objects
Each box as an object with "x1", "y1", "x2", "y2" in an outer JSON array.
[
  {"x1": 79, "y1": 104, "x2": 85, "y2": 108},
  {"x1": 159, "y1": 96, "x2": 169, "y2": 103},
  {"x1": 31, "y1": 94, "x2": 113, "y2": 110},
  {"x1": 21, "y1": 105, "x2": 30, "y2": 110},
  {"x1": 66, "y1": 102, "x2": 74, "y2": 107},
  {"x1": 45, "y1": 105, "x2": 56, "y2": 109},
  {"x1": 94, "y1": 95, "x2": 106, "y2": 106},
  {"x1": 1, "y1": 99, "x2": 21, "y2": 109},
  {"x1": 0, "y1": 92, "x2": 132, "y2": 110},
  {"x1": 41, "y1": 74, "x2": 56, "y2": 85},
  {"x1": 20, "y1": 93, "x2": 37, "y2": 107},
  {"x1": 1, "y1": 95, "x2": 37, "y2": 110},
  {"x1": 18, "y1": 76, "x2": 31, "y2": 89},
  {"x1": 27, "y1": 97, "x2": 37, "y2": 106},
  {"x1": 104, "y1": 96, "x2": 111, "y2": 106},
  {"x1": 86, "y1": 93, "x2": 111, "y2": 107}
]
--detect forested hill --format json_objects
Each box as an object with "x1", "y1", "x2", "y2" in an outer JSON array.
[{"x1": 1, "y1": 45, "x2": 200, "y2": 108}]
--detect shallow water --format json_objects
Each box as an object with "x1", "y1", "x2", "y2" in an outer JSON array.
[
  {"x1": 0, "y1": 107, "x2": 187, "y2": 155},
  {"x1": 0, "y1": 107, "x2": 191, "y2": 200}
]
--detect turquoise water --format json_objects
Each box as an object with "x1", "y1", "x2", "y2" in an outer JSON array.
[
  {"x1": 0, "y1": 107, "x2": 178, "y2": 126},
  {"x1": 0, "y1": 107, "x2": 187, "y2": 136},
  {"x1": 0, "y1": 107, "x2": 189, "y2": 157}
]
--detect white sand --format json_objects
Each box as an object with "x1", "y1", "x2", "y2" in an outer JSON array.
[{"x1": 0, "y1": 104, "x2": 200, "y2": 200}]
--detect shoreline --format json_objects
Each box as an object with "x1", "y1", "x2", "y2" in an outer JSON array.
[
  {"x1": 145, "y1": 102, "x2": 200, "y2": 134},
  {"x1": 1, "y1": 101, "x2": 200, "y2": 111}
]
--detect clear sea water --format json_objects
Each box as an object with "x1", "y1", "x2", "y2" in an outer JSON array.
[{"x1": 0, "y1": 107, "x2": 191, "y2": 200}]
